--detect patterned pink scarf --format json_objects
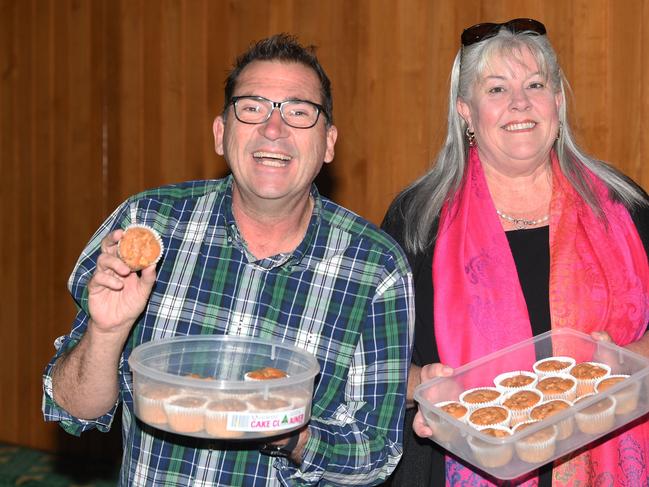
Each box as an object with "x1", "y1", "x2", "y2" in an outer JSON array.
[{"x1": 432, "y1": 148, "x2": 649, "y2": 486}]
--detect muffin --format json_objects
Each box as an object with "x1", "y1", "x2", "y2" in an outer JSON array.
[
  {"x1": 205, "y1": 398, "x2": 248, "y2": 439},
  {"x1": 135, "y1": 383, "x2": 177, "y2": 425},
  {"x1": 247, "y1": 395, "x2": 292, "y2": 412},
  {"x1": 494, "y1": 371, "x2": 538, "y2": 393},
  {"x1": 467, "y1": 426, "x2": 513, "y2": 468},
  {"x1": 535, "y1": 374, "x2": 577, "y2": 402},
  {"x1": 513, "y1": 420, "x2": 558, "y2": 463},
  {"x1": 247, "y1": 395, "x2": 293, "y2": 435},
  {"x1": 244, "y1": 366, "x2": 288, "y2": 381},
  {"x1": 570, "y1": 362, "x2": 611, "y2": 396},
  {"x1": 163, "y1": 395, "x2": 208, "y2": 433},
  {"x1": 426, "y1": 401, "x2": 468, "y2": 443},
  {"x1": 437, "y1": 401, "x2": 468, "y2": 421},
  {"x1": 468, "y1": 406, "x2": 511, "y2": 430},
  {"x1": 287, "y1": 387, "x2": 312, "y2": 409},
  {"x1": 118, "y1": 224, "x2": 163, "y2": 271},
  {"x1": 532, "y1": 356, "x2": 576, "y2": 378},
  {"x1": 185, "y1": 373, "x2": 217, "y2": 380},
  {"x1": 502, "y1": 389, "x2": 543, "y2": 426},
  {"x1": 530, "y1": 399, "x2": 574, "y2": 440},
  {"x1": 459, "y1": 387, "x2": 502, "y2": 411},
  {"x1": 574, "y1": 394, "x2": 616, "y2": 435},
  {"x1": 595, "y1": 374, "x2": 639, "y2": 415}
]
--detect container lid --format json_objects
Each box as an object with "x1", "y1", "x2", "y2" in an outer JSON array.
[{"x1": 128, "y1": 335, "x2": 320, "y2": 389}]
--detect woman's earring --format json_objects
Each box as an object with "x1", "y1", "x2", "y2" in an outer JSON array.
[
  {"x1": 557, "y1": 121, "x2": 563, "y2": 140},
  {"x1": 466, "y1": 127, "x2": 476, "y2": 147}
]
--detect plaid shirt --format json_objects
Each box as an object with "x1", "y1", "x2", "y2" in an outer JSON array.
[{"x1": 43, "y1": 176, "x2": 414, "y2": 486}]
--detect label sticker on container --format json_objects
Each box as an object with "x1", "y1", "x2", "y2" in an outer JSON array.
[{"x1": 227, "y1": 407, "x2": 307, "y2": 432}]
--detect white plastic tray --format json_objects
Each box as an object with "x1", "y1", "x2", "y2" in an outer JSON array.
[{"x1": 414, "y1": 328, "x2": 649, "y2": 480}]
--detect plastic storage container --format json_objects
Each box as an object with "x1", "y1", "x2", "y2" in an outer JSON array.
[
  {"x1": 414, "y1": 328, "x2": 649, "y2": 480},
  {"x1": 128, "y1": 335, "x2": 320, "y2": 440}
]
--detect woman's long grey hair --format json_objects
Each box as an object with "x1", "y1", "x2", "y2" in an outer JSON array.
[{"x1": 384, "y1": 28, "x2": 647, "y2": 255}]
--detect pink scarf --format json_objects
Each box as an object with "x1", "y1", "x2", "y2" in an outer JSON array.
[{"x1": 433, "y1": 148, "x2": 649, "y2": 486}]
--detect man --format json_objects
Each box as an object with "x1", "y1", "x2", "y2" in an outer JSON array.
[{"x1": 43, "y1": 34, "x2": 413, "y2": 486}]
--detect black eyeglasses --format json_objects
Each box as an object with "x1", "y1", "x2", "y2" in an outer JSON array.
[
  {"x1": 461, "y1": 18, "x2": 546, "y2": 47},
  {"x1": 230, "y1": 95, "x2": 327, "y2": 129}
]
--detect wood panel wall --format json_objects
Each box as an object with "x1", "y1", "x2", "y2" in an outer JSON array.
[{"x1": 2, "y1": 0, "x2": 648, "y2": 456}]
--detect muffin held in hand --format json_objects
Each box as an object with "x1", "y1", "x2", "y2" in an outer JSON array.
[{"x1": 118, "y1": 224, "x2": 164, "y2": 271}]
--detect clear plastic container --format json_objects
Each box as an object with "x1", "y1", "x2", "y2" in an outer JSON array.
[
  {"x1": 413, "y1": 328, "x2": 649, "y2": 480},
  {"x1": 128, "y1": 335, "x2": 320, "y2": 440}
]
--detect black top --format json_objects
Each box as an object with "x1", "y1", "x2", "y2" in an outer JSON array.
[
  {"x1": 381, "y1": 201, "x2": 649, "y2": 487},
  {"x1": 508, "y1": 226, "x2": 551, "y2": 337}
]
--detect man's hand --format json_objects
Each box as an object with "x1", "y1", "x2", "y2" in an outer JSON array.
[{"x1": 88, "y1": 229, "x2": 157, "y2": 335}]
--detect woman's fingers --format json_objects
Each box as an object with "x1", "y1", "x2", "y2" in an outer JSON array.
[
  {"x1": 421, "y1": 363, "x2": 454, "y2": 382},
  {"x1": 412, "y1": 410, "x2": 434, "y2": 438},
  {"x1": 591, "y1": 331, "x2": 612, "y2": 342}
]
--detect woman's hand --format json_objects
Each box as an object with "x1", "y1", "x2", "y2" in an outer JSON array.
[
  {"x1": 592, "y1": 330, "x2": 649, "y2": 359},
  {"x1": 591, "y1": 330, "x2": 612, "y2": 343},
  {"x1": 412, "y1": 363, "x2": 454, "y2": 438}
]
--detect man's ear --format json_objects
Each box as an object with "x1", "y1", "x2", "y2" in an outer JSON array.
[
  {"x1": 324, "y1": 125, "x2": 338, "y2": 164},
  {"x1": 213, "y1": 115, "x2": 225, "y2": 156}
]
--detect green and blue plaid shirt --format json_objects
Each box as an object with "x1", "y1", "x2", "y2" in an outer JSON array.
[{"x1": 43, "y1": 176, "x2": 414, "y2": 486}]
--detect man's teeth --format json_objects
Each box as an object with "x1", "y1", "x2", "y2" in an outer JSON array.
[
  {"x1": 504, "y1": 122, "x2": 536, "y2": 131},
  {"x1": 253, "y1": 151, "x2": 292, "y2": 163}
]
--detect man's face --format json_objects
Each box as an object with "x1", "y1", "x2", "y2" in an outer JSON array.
[{"x1": 213, "y1": 61, "x2": 337, "y2": 210}]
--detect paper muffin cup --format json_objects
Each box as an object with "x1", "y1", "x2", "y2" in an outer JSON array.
[
  {"x1": 468, "y1": 406, "x2": 511, "y2": 430},
  {"x1": 513, "y1": 420, "x2": 558, "y2": 464},
  {"x1": 135, "y1": 384, "x2": 178, "y2": 425},
  {"x1": 501, "y1": 389, "x2": 543, "y2": 426},
  {"x1": 595, "y1": 374, "x2": 639, "y2": 415},
  {"x1": 570, "y1": 362, "x2": 611, "y2": 396},
  {"x1": 530, "y1": 399, "x2": 574, "y2": 440},
  {"x1": 468, "y1": 425, "x2": 513, "y2": 468},
  {"x1": 459, "y1": 386, "x2": 503, "y2": 412},
  {"x1": 494, "y1": 370, "x2": 539, "y2": 393},
  {"x1": 535, "y1": 373, "x2": 577, "y2": 402},
  {"x1": 574, "y1": 394, "x2": 617, "y2": 435},
  {"x1": 118, "y1": 223, "x2": 164, "y2": 271},
  {"x1": 425, "y1": 401, "x2": 468, "y2": 443},
  {"x1": 533, "y1": 356, "x2": 576, "y2": 378},
  {"x1": 204, "y1": 398, "x2": 248, "y2": 439},
  {"x1": 163, "y1": 394, "x2": 208, "y2": 434}
]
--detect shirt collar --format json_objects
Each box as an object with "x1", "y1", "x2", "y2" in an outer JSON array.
[{"x1": 224, "y1": 176, "x2": 322, "y2": 269}]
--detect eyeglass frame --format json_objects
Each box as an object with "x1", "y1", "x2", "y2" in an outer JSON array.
[
  {"x1": 228, "y1": 95, "x2": 329, "y2": 129},
  {"x1": 461, "y1": 18, "x2": 546, "y2": 47}
]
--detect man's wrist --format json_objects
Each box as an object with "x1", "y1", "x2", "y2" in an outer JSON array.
[{"x1": 259, "y1": 431, "x2": 300, "y2": 459}]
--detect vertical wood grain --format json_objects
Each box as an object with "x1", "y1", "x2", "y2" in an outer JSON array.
[{"x1": 2, "y1": 0, "x2": 649, "y2": 455}]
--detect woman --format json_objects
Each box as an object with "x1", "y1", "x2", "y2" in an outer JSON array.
[{"x1": 382, "y1": 19, "x2": 649, "y2": 486}]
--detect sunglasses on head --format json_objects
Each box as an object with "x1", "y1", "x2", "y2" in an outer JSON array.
[{"x1": 461, "y1": 18, "x2": 546, "y2": 47}]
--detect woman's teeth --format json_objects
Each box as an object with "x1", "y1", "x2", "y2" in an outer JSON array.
[{"x1": 504, "y1": 122, "x2": 536, "y2": 131}]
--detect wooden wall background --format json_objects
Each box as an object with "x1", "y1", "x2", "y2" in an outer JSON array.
[{"x1": 2, "y1": 0, "x2": 649, "y2": 457}]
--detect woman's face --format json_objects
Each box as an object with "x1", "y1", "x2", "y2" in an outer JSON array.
[{"x1": 457, "y1": 47, "x2": 562, "y2": 174}]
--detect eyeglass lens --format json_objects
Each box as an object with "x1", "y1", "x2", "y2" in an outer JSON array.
[
  {"x1": 234, "y1": 97, "x2": 320, "y2": 128},
  {"x1": 461, "y1": 18, "x2": 546, "y2": 47}
]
